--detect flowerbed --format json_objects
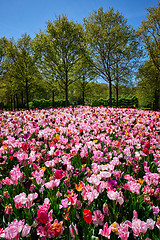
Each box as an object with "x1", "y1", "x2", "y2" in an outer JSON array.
[{"x1": 0, "y1": 106, "x2": 160, "y2": 240}]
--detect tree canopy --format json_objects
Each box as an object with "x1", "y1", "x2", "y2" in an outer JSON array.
[
  {"x1": 138, "y1": 2, "x2": 160, "y2": 72},
  {"x1": 0, "y1": 2, "x2": 159, "y2": 110},
  {"x1": 84, "y1": 7, "x2": 141, "y2": 107},
  {"x1": 33, "y1": 15, "x2": 86, "y2": 106}
]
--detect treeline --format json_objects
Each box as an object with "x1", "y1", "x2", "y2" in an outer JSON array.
[{"x1": 0, "y1": 3, "x2": 159, "y2": 110}]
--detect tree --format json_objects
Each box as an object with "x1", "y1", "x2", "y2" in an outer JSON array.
[
  {"x1": 0, "y1": 37, "x2": 18, "y2": 110},
  {"x1": 86, "y1": 82, "x2": 109, "y2": 105},
  {"x1": 112, "y1": 32, "x2": 142, "y2": 107},
  {"x1": 33, "y1": 15, "x2": 85, "y2": 107},
  {"x1": 138, "y1": 2, "x2": 160, "y2": 73},
  {"x1": 36, "y1": 54, "x2": 59, "y2": 107},
  {"x1": 136, "y1": 60, "x2": 160, "y2": 110},
  {"x1": 31, "y1": 32, "x2": 59, "y2": 107},
  {"x1": 16, "y1": 34, "x2": 40, "y2": 109},
  {"x1": 0, "y1": 37, "x2": 7, "y2": 78},
  {"x1": 72, "y1": 56, "x2": 97, "y2": 105},
  {"x1": 1, "y1": 34, "x2": 42, "y2": 110},
  {"x1": 84, "y1": 7, "x2": 140, "y2": 107}
]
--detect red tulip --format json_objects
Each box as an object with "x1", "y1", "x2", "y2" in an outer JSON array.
[
  {"x1": 143, "y1": 148, "x2": 149, "y2": 155},
  {"x1": 22, "y1": 142, "x2": 27, "y2": 151},
  {"x1": 37, "y1": 208, "x2": 48, "y2": 224},
  {"x1": 83, "y1": 209, "x2": 92, "y2": 224},
  {"x1": 55, "y1": 170, "x2": 63, "y2": 179},
  {"x1": 145, "y1": 141, "x2": 150, "y2": 149}
]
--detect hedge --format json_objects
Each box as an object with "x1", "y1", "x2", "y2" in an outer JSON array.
[
  {"x1": 29, "y1": 99, "x2": 71, "y2": 109},
  {"x1": 91, "y1": 96, "x2": 138, "y2": 108},
  {"x1": 29, "y1": 96, "x2": 138, "y2": 109}
]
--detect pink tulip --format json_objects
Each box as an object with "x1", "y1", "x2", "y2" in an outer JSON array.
[
  {"x1": 152, "y1": 206, "x2": 159, "y2": 215},
  {"x1": 92, "y1": 210, "x2": 104, "y2": 227},
  {"x1": 69, "y1": 223, "x2": 78, "y2": 238},
  {"x1": 146, "y1": 218, "x2": 155, "y2": 230},
  {"x1": 99, "y1": 222, "x2": 112, "y2": 238},
  {"x1": 21, "y1": 224, "x2": 31, "y2": 237}
]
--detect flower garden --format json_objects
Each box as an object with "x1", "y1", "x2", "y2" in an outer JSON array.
[{"x1": 0, "y1": 106, "x2": 160, "y2": 240}]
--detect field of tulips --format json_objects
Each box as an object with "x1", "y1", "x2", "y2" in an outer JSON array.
[{"x1": 0, "y1": 106, "x2": 160, "y2": 240}]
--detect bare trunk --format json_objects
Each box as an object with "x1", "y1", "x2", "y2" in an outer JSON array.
[
  {"x1": 21, "y1": 91, "x2": 24, "y2": 108},
  {"x1": 13, "y1": 95, "x2": 16, "y2": 110},
  {"x1": 65, "y1": 84, "x2": 68, "y2": 107},
  {"x1": 52, "y1": 89, "x2": 55, "y2": 108},
  {"x1": 155, "y1": 76, "x2": 159, "y2": 111},
  {"x1": 116, "y1": 85, "x2": 118, "y2": 107},
  {"x1": 16, "y1": 93, "x2": 19, "y2": 110},
  {"x1": 10, "y1": 95, "x2": 13, "y2": 111},
  {"x1": 109, "y1": 77, "x2": 112, "y2": 107},
  {"x1": 82, "y1": 88, "x2": 85, "y2": 106},
  {"x1": 25, "y1": 78, "x2": 29, "y2": 110},
  {"x1": 65, "y1": 70, "x2": 68, "y2": 107},
  {"x1": 82, "y1": 76, "x2": 85, "y2": 106},
  {"x1": 154, "y1": 89, "x2": 159, "y2": 111},
  {"x1": 116, "y1": 63, "x2": 119, "y2": 107}
]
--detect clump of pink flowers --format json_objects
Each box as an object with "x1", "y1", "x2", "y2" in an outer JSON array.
[{"x1": 0, "y1": 219, "x2": 31, "y2": 239}]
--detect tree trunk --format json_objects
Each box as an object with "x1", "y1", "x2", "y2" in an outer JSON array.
[
  {"x1": 21, "y1": 91, "x2": 24, "y2": 108},
  {"x1": 52, "y1": 89, "x2": 55, "y2": 108},
  {"x1": 109, "y1": 77, "x2": 112, "y2": 107},
  {"x1": 25, "y1": 78, "x2": 29, "y2": 110},
  {"x1": 116, "y1": 85, "x2": 118, "y2": 107},
  {"x1": 82, "y1": 88, "x2": 85, "y2": 106},
  {"x1": 16, "y1": 93, "x2": 19, "y2": 110},
  {"x1": 154, "y1": 89, "x2": 159, "y2": 111},
  {"x1": 13, "y1": 95, "x2": 16, "y2": 110},
  {"x1": 155, "y1": 76, "x2": 159, "y2": 111},
  {"x1": 116, "y1": 63, "x2": 119, "y2": 108},
  {"x1": 65, "y1": 70, "x2": 68, "y2": 107},
  {"x1": 10, "y1": 95, "x2": 13, "y2": 111},
  {"x1": 65, "y1": 84, "x2": 68, "y2": 107},
  {"x1": 82, "y1": 76, "x2": 85, "y2": 106}
]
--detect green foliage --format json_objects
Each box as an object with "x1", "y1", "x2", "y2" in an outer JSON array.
[
  {"x1": 136, "y1": 60, "x2": 160, "y2": 110},
  {"x1": 33, "y1": 15, "x2": 86, "y2": 107},
  {"x1": 68, "y1": 81, "x2": 109, "y2": 106},
  {"x1": 29, "y1": 98, "x2": 71, "y2": 109},
  {"x1": 84, "y1": 7, "x2": 141, "y2": 107},
  {"x1": 92, "y1": 98, "x2": 110, "y2": 107},
  {"x1": 0, "y1": 101, "x2": 4, "y2": 110},
  {"x1": 29, "y1": 99, "x2": 52, "y2": 109},
  {"x1": 0, "y1": 34, "x2": 44, "y2": 110},
  {"x1": 119, "y1": 95, "x2": 138, "y2": 107},
  {"x1": 137, "y1": 2, "x2": 160, "y2": 73},
  {"x1": 92, "y1": 95, "x2": 138, "y2": 108}
]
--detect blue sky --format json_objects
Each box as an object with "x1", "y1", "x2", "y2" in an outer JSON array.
[{"x1": 0, "y1": 0, "x2": 158, "y2": 40}]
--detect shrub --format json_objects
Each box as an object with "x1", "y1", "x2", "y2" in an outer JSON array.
[
  {"x1": 92, "y1": 96, "x2": 138, "y2": 108},
  {"x1": 29, "y1": 99, "x2": 71, "y2": 109}
]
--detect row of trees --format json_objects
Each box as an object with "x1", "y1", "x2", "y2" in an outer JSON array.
[
  {"x1": 0, "y1": 3, "x2": 159, "y2": 110},
  {"x1": 136, "y1": 2, "x2": 160, "y2": 109}
]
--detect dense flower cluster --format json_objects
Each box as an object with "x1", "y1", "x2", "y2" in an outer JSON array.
[{"x1": 0, "y1": 106, "x2": 160, "y2": 239}]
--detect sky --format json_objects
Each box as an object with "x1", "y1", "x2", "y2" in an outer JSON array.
[{"x1": 0, "y1": 0, "x2": 159, "y2": 41}]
